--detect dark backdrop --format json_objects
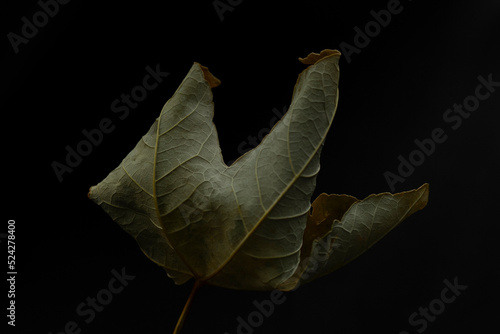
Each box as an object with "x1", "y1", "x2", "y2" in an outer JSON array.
[{"x1": 3, "y1": 0, "x2": 500, "y2": 333}]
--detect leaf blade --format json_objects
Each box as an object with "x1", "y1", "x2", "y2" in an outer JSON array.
[{"x1": 280, "y1": 183, "x2": 429, "y2": 290}]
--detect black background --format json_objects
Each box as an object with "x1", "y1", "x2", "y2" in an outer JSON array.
[{"x1": 2, "y1": 0, "x2": 500, "y2": 333}]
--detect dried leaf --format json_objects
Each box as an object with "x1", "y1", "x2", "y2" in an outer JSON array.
[{"x1": 88, "y1": 49, "x2": 429, "y2": 333}]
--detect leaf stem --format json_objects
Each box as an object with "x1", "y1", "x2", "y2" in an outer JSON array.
[{"x1": 173, "y1": 279, "x2": 204, "y2": 334}]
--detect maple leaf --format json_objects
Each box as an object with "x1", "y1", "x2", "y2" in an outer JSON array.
[{"x1": 88, "y1": 49, "x2": 428, "y2": 333}]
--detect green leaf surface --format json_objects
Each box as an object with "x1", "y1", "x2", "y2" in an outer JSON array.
[
  {"x1": 89, "y1": 50, "x2": 341, "y2": 290},
  {"x1": 89, "y1": 49, "x2": 430, "y2": 333},
  {"x1": 88, "y1": 49, "x2": 428, "y2": 294}
]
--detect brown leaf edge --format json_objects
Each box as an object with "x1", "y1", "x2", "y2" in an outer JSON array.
[{"x1": 299, "y1": 49, "x2": 342, "y2": 65}]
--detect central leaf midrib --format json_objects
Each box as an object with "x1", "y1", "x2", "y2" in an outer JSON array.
[{"x1": 152, "y1": 108, "x2": 201, "y2": 279}]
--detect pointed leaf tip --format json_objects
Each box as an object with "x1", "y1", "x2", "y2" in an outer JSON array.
[{"x1": 198, "y1": 63, "x2": 221, "y2": 88}]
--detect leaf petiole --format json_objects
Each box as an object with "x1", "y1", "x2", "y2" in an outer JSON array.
[{"x1": 173, "y1": 279, "x2": 205, "y2": 334}]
